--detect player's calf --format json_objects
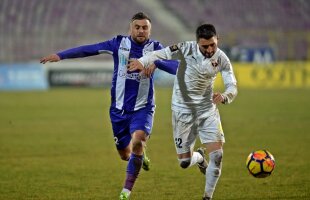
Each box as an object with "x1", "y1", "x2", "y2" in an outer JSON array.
[{"x1": 204, "y1": 149, "x2": 223, "y2": 199}]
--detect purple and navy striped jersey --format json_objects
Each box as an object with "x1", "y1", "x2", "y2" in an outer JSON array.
[{"x1": 57, "y1": 35, "x2": 165, "y2": 112}]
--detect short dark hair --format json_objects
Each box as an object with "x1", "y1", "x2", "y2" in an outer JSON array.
[
  {"x1": 196, "y1": 24, "x2": 217, "y2": 40},
  {"x1": 131, "y1": 12, "x2": 151, "y2": 23}
]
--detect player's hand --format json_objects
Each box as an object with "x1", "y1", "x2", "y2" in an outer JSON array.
[
  {"x1": 212, "y1": 92, "x2": 224, "y2": 104},
  {"x1": 127, "y1": 59, "x2": 144, "y2": 72},
  {"x1": 142, "y1": 63, "x2": 157, "y2": 78},
  {"x1": 40, "y1": 54, "x2": 60, "y2": 64}
]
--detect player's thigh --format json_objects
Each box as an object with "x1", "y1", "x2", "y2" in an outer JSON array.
[
  {"x1": 198, "y1": 108, "x2": 225, "y2": 144},
  {"x1": 130, "y1": 107, "x2": 154, "y2": 136},
  {"x1": 172, "y1": 111, "x2": 198, "y2": 155},
  {"x1": 109, "y1": 107, "x2": 131, "y2": 150}
]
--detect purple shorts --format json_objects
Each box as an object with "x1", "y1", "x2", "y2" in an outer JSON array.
[{"x1": 109, "y1": 106, "x2": 154, "y2": 150}]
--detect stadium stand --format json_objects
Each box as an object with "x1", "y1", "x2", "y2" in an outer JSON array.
[
  {"x1": 161, "y1": 0, "x2": 310, "y2": 61},
  {"x1": 163, "y1": 0, "x2": 310, "y2": 31},
  {"x1": 0, "y1": 0, "x2": 309, "y2": 62},
  {"x1": 0, "y1": 0, "x2": 181, "y2": 63}
]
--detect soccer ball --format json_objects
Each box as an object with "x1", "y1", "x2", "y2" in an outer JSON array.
[{"x1": 246, "y1": 150, "x2": 275, "y2": 178}]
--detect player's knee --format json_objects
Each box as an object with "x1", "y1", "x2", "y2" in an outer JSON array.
[
  {"x1": 178, "y1": 158, "x2": 191, "y2": 169},
  {"x1": 132, "y1": 139, "x2": 143, "y2": 153},
  {"x1": 208, "y1": 149, "x2": 223, "y2": 176}
]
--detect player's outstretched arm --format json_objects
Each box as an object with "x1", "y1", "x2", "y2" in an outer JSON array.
[
  {"x1": 40, "y1": 54, "x2": 60, "y2": 64},
  {"x1": 154, "y1": 59, "x2": 179, "y2": 75}
]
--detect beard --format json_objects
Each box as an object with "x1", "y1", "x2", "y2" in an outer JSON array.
[
  {"x1": 133, "y1": 35, "x2": 147, "y2": 44},
  {"x1": 205, "y1": 52, "x2": 214, "y2": 58}
]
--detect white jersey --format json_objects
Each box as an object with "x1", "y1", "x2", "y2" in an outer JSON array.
[{"x1": 139, "y1": 41, "x2": 237, "y2": 113}]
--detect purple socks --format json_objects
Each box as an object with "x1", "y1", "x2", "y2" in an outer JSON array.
[{"x1": 124, "y1": 153, "x2": 143, "y2": 191}]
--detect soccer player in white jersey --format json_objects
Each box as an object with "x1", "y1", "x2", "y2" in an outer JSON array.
[
  {"x1": 128, "y1": 24, "x2": 238, "y2": 200},
  {"x1": 40, "y1": 12, "x2": 177, "y2": 200}
]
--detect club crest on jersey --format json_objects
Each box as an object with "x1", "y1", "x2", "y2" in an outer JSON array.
[{"x1": 211, "y1": 57, "x2": 221, "y2": 67}]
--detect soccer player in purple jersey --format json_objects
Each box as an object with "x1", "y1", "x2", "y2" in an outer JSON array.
[{"x1": 40, "y1": 12, "x2": 178, "y2": 200}]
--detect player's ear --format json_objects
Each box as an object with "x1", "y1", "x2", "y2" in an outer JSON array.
[{"x1": 149, "y1": 23, "x2": 152, "y2": 31}]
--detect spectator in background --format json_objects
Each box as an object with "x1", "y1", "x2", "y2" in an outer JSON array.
[
  {"x1": 128, "y1": 24, "x2": 238, "y2": 200},
  {"x1": 40, "y1": 12, "x2": 177, "y2": 200}
]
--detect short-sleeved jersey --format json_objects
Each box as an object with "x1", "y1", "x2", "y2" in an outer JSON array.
[
  {"x1": 57, "y1": 35, "x2": 164, "y2": 111},
  {"x1": 138, "y1": 41, "x2": 238, "y2": 113}
]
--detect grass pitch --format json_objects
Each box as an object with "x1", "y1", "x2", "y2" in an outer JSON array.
[{"x1": 0, "y1": 88, "x2": 309, "y2": 200}]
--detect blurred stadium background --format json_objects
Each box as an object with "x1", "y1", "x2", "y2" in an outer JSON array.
[
  {"x1": 0, "y1": 1, "x2": 310, "y2": 200},
  {"x1": 0, "y1": 0, "x2": 309, "y2": 90},
  {"x1": 1, "y1": 0, "x2": 310, "y2": 62}
]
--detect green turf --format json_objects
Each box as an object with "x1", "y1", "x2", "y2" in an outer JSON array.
[{"x1": 0, "y1": 88, "x2": 309, "y2": 200}]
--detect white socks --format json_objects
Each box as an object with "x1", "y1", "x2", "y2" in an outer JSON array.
[
  {"x1": 190, "y1": 151, "x2": 204, "y2": 167},
  {"x1": 121, "y1": 188, "x2": 131, "y2": 195},
  {"x1": 204, "y1": 149, "x2": 223, "y2": 198}
]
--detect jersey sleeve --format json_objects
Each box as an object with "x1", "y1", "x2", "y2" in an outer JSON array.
[
  {"x1": 154, "y1": 59, "x2": 179, "y2": 75},
  {"x1": 220, "y1": 53, "x2": 238, "y2": 104},
  {"x1": 138, "y1": 42, "x2": 183, "y2": 67},
  {"x1": 57, "y1": 36, "x2": 118, "y2": 59},
  {"x1": 154, "y1": 42, "x2": 164, "y2": 51}
]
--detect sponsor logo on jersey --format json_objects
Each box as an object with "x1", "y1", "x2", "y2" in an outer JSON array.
[
  {"x1": 119, "y1": 47, "x2": 130, "y2": 51},
  {"x1": 118, "y1": 69, "x2": 147, "y2": 82}
]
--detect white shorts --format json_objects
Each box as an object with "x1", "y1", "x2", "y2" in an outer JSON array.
[{"x1": 172, "y1": 108, "x2": 225, "y2": 154}]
